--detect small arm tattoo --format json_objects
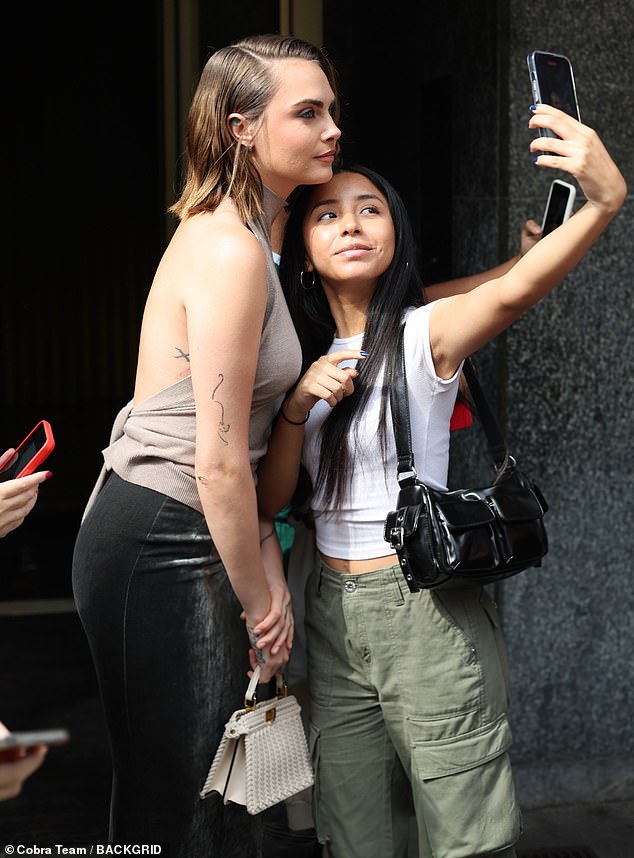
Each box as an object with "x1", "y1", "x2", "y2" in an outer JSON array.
[
  {"x1": 174, "y1": 347, "x2": 190, "y2": 363},
  {"x1": 247, "y1": 624, "x2": 266, "y2": 665},
  {"x1": 212, "y1": 373, "x2": 231, "y2": 445},
  {"x1": 259, "y1": 526, "x2": 275, "y2": 547}
]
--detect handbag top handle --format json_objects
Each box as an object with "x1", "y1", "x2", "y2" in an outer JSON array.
[
  {"x1": 390, "y1": 324, "x2": 510, "y2": 488},
  {"x1": 244, "y1": 666, "x2": 288, "y2": 709}
]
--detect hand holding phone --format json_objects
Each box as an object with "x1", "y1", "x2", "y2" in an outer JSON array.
[
  {"x1": 527, "y1": 50, "x2": 580, "y2": 123},
  {"x1": 0, "y1": 420, "x2": 55, "y2": 483},
  {"x1": 541, "y1": 179, "x2": 576, "y2": 237},
  {"x1": 527, "y1": 51, "x2": 580, "y2": 149},
  {"x1": 0, "y1": 727, "x2": 70, "y2": 762}
]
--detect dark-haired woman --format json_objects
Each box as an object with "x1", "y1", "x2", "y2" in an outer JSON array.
[{"x1": 257, "y1": 106, "x2": 626, "y2": 858}]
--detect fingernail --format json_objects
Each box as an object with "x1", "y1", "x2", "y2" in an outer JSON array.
[
  {"x1": 45, "y1": 471, "x2": 53, "y2": 479},
  {"x1": 529, "y1": 104, "x2": 537, "y2": 111},
  {"x1": 531, "y1": 156, "x2": 539, "y2": 164},
  {"x1": 359, "y1": 351, "x2": 369, "y2": 357}
]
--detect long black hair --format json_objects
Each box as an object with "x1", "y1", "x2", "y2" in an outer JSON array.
[{"x1": 279, "y1": 164, "x2": 425, "y2": 510}]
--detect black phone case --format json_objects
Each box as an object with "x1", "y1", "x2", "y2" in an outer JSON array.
[{"x1": 527, "y1": 50, "x2": 580, "y2": 140}]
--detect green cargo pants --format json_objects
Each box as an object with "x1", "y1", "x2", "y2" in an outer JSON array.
[{"x1": 305, "y1": 557, "x2": 520, "y2": 858}]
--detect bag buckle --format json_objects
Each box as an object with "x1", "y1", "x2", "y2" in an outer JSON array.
[
  {"x1": 388, "y1": 524, "x2": 404, "y2": 550},
  {"x1": 397, "y1": 468, "x2": 417, "y2": 488},
  {"x1": 275, "y1": 674, "x2": 288, "y2": 700}
]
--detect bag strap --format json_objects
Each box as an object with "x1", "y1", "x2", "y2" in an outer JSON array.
[
  {"x1": 244, "y1": 665, "x2": 288, "y2": 709},
  {"x1": 461, "y1": 358, "x2": 509, "y2": 467},
  {"x1": 389, "y1": 323, "x2": 509, "y2": 487}
]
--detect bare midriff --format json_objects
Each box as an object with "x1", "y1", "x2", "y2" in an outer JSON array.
[{"x1": 320, "y1": 552, "x2": 399, "y2": 574}]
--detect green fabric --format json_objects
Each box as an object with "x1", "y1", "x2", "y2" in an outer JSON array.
[
  {"x1": 274, "y1": 505, "x2": 295, "y2": 571},
  {"x1": 305, "y1": 559, "x2": 520, "y2": 858}
]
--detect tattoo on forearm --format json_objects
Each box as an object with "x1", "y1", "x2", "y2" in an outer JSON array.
[
  {"x1": 174, "y1": 347, "x2": 190, "y2": 363},
  {"x1": 211, "y1": 373, "x2": 230, "y2": 445},
  {"x1": 260, "y1": 527, "x2": 275, "y2": 547},
  {"x1": 247, "y1": 624, "x2": 266, "y2": 665}
]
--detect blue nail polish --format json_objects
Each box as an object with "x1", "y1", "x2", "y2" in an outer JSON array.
[
  {"x1": 529, "y1": 104, "x2": 537, "y2": 111},
  {"x1": 360, "y1": 351, "x2": 369, "y2": 357},
  {"x1": 531, "y1": 156, "x2": 539, "y2": 164}
]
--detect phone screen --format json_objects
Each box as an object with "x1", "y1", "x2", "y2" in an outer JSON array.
[
  {"x1": 542, "y1": 181, "x2": 575, "y2": 237},
  {"x1": 528, "y1": 51, "x2": 580, "y2": 146},
  {"x1": 0, "y1": 421, "x2": 54, "y2": 482}
]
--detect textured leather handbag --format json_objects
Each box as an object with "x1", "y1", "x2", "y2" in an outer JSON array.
[
  {"x1": 200, "y1": 666, "x2": 314, "y2": 815},
  {"x1": 384, "y1": 325, "x2": 548, "y2": 591}
]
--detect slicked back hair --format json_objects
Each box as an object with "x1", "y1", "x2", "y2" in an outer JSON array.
[{"x1": 169, "y1": 34, "x2": 339, "y2": 224}]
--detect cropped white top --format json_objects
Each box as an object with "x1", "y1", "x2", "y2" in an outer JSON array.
[{"x1": 301, "y1": 304, "x2": 462, "y2": 560}]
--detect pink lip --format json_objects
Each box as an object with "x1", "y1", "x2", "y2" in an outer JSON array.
[
  {"x1": 315, "y1": 150, "x2": 336, "y2": 163},
  {"x1": 336, "y1": 244, "x2": 372, "y2": 255}
]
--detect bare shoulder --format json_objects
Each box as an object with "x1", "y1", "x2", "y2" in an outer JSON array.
[
  {"x1": 134, "y1": 203, "x2": 267, "y2": 402},
  {"x1": 170, "y1": 203, "x2": 264, "y2": 274},
  {"x1": 149, "y1": 203, "x2": 267, "y2": 317}
]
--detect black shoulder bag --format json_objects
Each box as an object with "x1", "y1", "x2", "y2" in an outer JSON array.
[{"x1": 384, "y1": 325, "x2": 549, "y2": 591}]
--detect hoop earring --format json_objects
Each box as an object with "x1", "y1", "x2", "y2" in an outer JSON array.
[{"x1": 300, "y1": 270, "x2": 316, "y2": 291}]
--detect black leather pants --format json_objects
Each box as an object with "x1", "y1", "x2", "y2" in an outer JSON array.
[{"x1": 72, "y1": 472, "x2": 261, "y2": 857}]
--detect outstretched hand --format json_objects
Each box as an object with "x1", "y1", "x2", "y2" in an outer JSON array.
[{"x1": 529, "y1": 104, "x2": 627, "y2": 214}]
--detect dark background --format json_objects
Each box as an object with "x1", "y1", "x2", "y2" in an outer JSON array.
[
  {"x1": 2, "y1": 0, "x2": 632, "y2": 848},
  {"x1": 1, "y1": 0, "x2": 470, "y2": 598},
  {"x1": 0, "y1": 0, "x2": 491, "y2": 841}
]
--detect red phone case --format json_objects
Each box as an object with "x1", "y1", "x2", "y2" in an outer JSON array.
[{"x1": 0, "y1": 420, "x2": 55, "y2": 481}]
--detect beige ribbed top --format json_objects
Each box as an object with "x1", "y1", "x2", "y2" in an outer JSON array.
[{"x1": 82, "y1": 187, "x2": 301, "y2": 519}]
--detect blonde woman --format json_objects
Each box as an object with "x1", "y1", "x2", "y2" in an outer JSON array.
[{"x1": 72, "y1": 34, "x2": 341, "y2": 855}]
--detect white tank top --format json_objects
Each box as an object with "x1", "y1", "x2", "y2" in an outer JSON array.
[{"x1": 301, "y1": 304, "x2": 462, "y2": 560}]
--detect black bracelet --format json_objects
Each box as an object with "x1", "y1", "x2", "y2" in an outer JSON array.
[{"x1": 279, "y1": 405, "x2": 310, "y2": 425}]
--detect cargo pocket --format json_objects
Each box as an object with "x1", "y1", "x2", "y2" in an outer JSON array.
[{"x1": 410, "y1": 714, "x2": 520, "y2": 858}]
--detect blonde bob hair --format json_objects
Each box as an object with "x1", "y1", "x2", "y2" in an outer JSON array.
[{"x1": 169, "y1": 34, "x2": 339, "y2": 224}]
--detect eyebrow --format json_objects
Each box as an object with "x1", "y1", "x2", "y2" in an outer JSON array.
[
  {"x1": 291, "y1": 98, "x2": 325, "y2": 108},
  {"x1": 290, "y1": 98, "x2": 337, "y2": 111},
  {"x1": 311, "y1": 193, "x2": 383, "y2": 212}
]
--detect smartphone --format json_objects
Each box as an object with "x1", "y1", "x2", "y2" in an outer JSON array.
[
  {"x1": 0, "y1": 420, "x2": 55, "y2": 482},
  {"x1": 527, "y1": 50, "x2": 580, "y2": 140},
  {"x1": 541, "y1": 179, "x2": 576, "y2": 237},
  {"x1": 0, "y1": 727, "x2": 69, "y2": 762}
]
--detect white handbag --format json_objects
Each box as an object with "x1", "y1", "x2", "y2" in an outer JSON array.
[{"x1": 200, "y1": 666, "x2": 314, "y2": 815}]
